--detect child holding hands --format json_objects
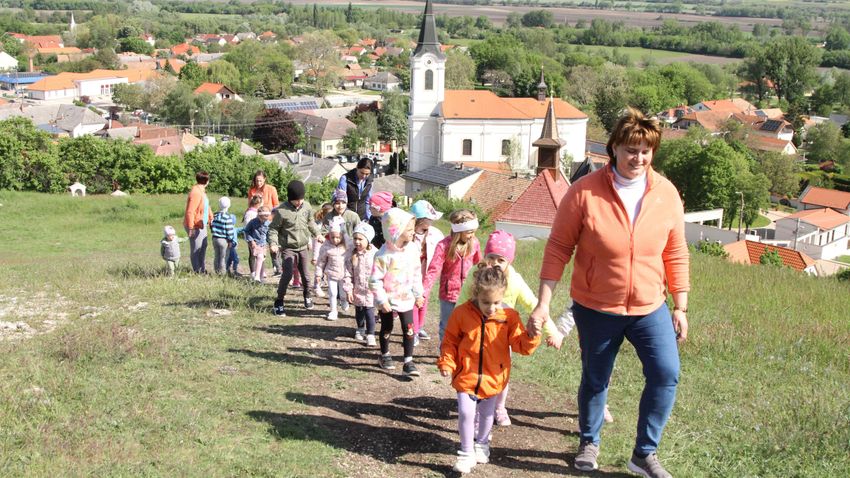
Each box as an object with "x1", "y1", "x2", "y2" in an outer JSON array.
[
  {"x1": 438, "y1": 266, "x2": 540, "y2": 474},
  {"x1": 343, "y1": 222, "x2": 377, "y2": 346},
  {"x1": 316, "y1": 216, "x2": 349, "y2": 321},
  {"x1": 244, "y1": 207, "x2": 272, "y2": 283}
]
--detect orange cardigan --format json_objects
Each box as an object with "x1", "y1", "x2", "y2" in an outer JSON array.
[
  {"x1": 183, "y1": 184, "x2": 213, "y2": 230},
  {"x1": 248, "y1": 185, "x2": 280, "y2": 209},
  {"x1": 540, "y1": 164, "x2": 690, "y2": 316},
  {"x1": 438, "y1": 301, "x2": 540, "y2": 399}
]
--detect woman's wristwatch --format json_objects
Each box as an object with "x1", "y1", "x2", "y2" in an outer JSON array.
[{"x1": 673, "y1": 306, "x2": 688, "y2": 313}]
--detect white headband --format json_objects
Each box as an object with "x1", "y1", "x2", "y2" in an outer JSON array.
[{"x1": 451, "y1": 218, "x2": 479, "y2": 233}]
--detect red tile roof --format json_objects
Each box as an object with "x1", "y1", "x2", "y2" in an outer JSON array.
[
  {"x1": 194, "y1": 82, "x2": 234, "y2": 95},
  {"x1": 496, "y1": 169, "x2": 569, "y2": 226},
  {"x1": 799, "y1": 186, "x2": 850, "y2": 210},
  {"x1": 463, "y1": 171, "x2": 533, "y2": 217},
  {"x1": 171, "y1": 43, "x2": 200, "y2": 56},
  {"x1": 787, "y1": 208, "x2": 850, "y2": 230},
  {"x1": 674, "y1": 111, "x2": 732, "y2": 132},
  {"x1": 724, "y1": 240, "x2": 815, "y2": 272},
  {"x1": 443, "y1": 90, "x2": 586, "y2": 120}
]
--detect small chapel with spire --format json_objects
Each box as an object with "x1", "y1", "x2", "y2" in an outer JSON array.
[{"x1": 406, "y1": 0, "x2": 588, "y2": 174}]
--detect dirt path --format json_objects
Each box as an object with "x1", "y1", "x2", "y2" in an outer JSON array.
[{"x1": 242, "y1": 290, "x2": 633, "y2": 477}]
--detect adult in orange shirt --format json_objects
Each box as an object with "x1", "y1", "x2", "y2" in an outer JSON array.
[
  {"x1": 529, "y1": 108, "x2": 689, "y2": 478},
  {"x1": 248, "y1": 170, "x2": 281, "y2": 273},
  {"x1": 184, "y1": 171, "x2": 214, "y2": 273}
]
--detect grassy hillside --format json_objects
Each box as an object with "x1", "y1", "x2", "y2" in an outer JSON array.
[{"x1": 0, "y1": 191, "x2": 847, "y2": 476}]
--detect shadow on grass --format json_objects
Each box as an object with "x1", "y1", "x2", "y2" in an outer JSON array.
[
  {"x1": 228, "y1": 346, "x2": 412, "y2": 382},
  {"x1": 107, "y1": 263, "x2": 173, "y2": 279}
]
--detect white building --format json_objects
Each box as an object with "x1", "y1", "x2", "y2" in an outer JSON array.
[
  {"x1": 0, "y1": 51, "x2": 18, "y2": 71},
  {"x1": 406, "y1": 0, "x2": 587, "y2": 174},
  {"x1": 26, "y1": 69, "x2": 156, "y2": 101},
  {"x1": 776, "y1": 208, "x2": 850, "y2": 261}
]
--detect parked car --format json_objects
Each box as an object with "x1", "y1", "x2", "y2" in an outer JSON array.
[{"x1": 335, "y1": 154, "x2": 349, "y2": 163}]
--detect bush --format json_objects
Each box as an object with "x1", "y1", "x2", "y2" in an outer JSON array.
[
  {"x1": 414, "y1": 188, "x2": 488, "y2": 227},
  {"x1": 836, "y1": 268, "x2": 850, "y2": 282},
  {"x1": 696, "y1": 239, "x2": 728, "y2": 258},
  {"x1": 759, "y1": 249, "x2": 784, "y2": 267},
  {"x1": 305, "y1": 176, "x2": 338, "y2": 208}
]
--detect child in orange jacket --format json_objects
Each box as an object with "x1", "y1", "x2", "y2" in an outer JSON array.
[{"x1": 438, "y1": 267, "x2": 540, "y2": 474}]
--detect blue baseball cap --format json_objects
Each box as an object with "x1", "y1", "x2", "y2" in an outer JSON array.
[{"x1": 410, "y1": 200, "x2": 443, "y2": 220}]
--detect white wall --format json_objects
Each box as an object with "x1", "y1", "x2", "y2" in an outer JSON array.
[
  {"x1": 71, "y1": 122, "x2": 106, "y2": 138},
  {"x1": 446, "y1": 170, "x2": 482, "y2": 199},
  {"x1": 78, "y1": 77, "x2": 127, "y2": 97},
  {"x1": 775, "y1": 219, "x2": 850, "y2": 260},
  {"x1": 495, "y1": 220, "x2": 553, "y2": 240},
  {"x1": 685, "y1": 223, "x2": 741, "y2": 245},
  {"x1": 409, "y1": 116, "x2": 440, "y2": 172}
]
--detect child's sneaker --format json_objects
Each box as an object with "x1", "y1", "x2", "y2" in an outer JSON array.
[
  {"x1": 273, "y1": 299, "x2": 286, "y2": 317},
  {"x1": 453, "y1": 451, "x2": 477, "y2": 474},
  {"x1": 366, "y1": 334, "x2": 376, "y2": 347},
  {"x1": 574, "y1": 441, "x2": 599, "y2": 471},
  {"x1": 402, "y1": 361, "x2": 420, "y2": 377},
  {"x1": 304, "y1": 298, "x2": 314, "y2": 310},
  {"x1": 341, "y1": 301, "x2": 350, "y2": 313},
  {"x1": 314, "y1": 286, "x2": 326, "y2": 298},
  {"x1": 354, "y1": 329, "x2": 365, "y2": 342},
  {"x1": 326, "y1": 310, "x2": 338, "y2": 321},
  {"x1": 413, "y1": 335, "x2": 420, "y2": 347},
  {"x1": 473, "y1": 443, "x2": 490, "y2": 464},
  {"x1": 418, "y1": 329, "x2": 431, "y2": 340},
  {"x1": 379, "y1": 355, "x2": 395, "y2": 370},
  {"x1": 603, "y1": 404, "x2": 614, "y2": 423},
  {"x1": 495, "y1": 408, "x2": 511, "y2": 427},
  {"x1": 627, "y1": 452, "x2": 672, "y2": 478}
]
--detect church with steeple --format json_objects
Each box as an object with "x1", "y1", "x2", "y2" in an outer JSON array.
[{"x1": 407, "y1": 0, "x2": 588, "y2": 174}]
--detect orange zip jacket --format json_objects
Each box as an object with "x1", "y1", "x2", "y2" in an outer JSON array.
[
  {"x1": 540, "y1": 164, "x2": 690, "y2": 316},
  {"x1": 438, "y1": 301, "x2": 540, "y2": 399},
  {"x1": 183, "y1": 184, "x2": 213, "y2": 230}
]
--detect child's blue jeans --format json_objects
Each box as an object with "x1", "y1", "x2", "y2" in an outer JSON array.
[
  {"x1": 573, "y1": 301, "x2": 680, "y2": 456},
  {"x1": 226, "y1": 245, "x2": 240, "y2": 272}
]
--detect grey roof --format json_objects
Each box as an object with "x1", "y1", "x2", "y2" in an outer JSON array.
[
  {"x1": 265, "y1": 153, "x2": 343, "y2": 184},
  {"x1": 239, "y1": 141, "x2": 259, "y2": 156},
  {"x1": 264, "y1": 96, "x2": 323, "y2": 112},
  {"x1": 372, "y1": 173, "x2": 406, "y2": 195},
  {"x1": 586, "y1": 140, "x2": 608, "y2": 157},
  {"x1": 366, "y1": 71, "x2": 400, "y2": 84},
  {"x1": 760, "y1": 119, "x2": 785, "y2": 132},
  {"x1": 0, "y1": 104, "x2": 106, "y2": 134},
  {"x1": 413, "y1": 0, "x2": 445, "y2": 59},
  {"x1": 106, "y1": 126, "x2": 139, "y2": 140},
  {"x1": 291, "y1": 112, "x2": 355, "y2": 141},
  {"x1": 403, "y1": 162, "x2": 481, "y2": 187},
  {"x1": 570, "y1": 156, "x2": 604, "y2": 183}
]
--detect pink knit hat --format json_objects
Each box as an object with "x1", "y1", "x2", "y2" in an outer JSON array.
[
  {"x1": 370, "y1": 191, "x2": 393, "y2": 213},
  {"x1": 485, "y1": 230, "x2": 516, "y2": 264}
]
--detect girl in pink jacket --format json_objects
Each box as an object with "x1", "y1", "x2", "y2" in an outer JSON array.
[
  {"x1": 423, "y1": 209, "x2": 481, "y2": 343},
  {"x1": 410, "y1": 200, "x2": 445, "y2": 345},
  {"x1": 343, "y1": 222, "x2": 378, "y2": 347},
  {"x1": 316, "y1": 217, "x2": 349, "y2": 321}
]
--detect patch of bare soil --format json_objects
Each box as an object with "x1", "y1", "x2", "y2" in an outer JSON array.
[
  {"x1": 0, "y1": 292, "x2": 71, "y2": 341},
  {"x1": 240, "y1": 290, "x2": 633, "y2": 477}
]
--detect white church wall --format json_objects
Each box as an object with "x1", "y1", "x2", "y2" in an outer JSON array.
[{"x1": 495, "y1": 221, "x2": 552, "y2": 239}]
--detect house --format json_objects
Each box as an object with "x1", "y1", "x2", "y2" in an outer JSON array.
[
  {"x1": 775, "y1": 208, "x2": 850, "y2": 261},
  {"x1": 0, "y1": 71, "x2": 50, "y2": 92},
  {"x1": 141, "y1": 33, "x2": 155, "y2": 46},
  {"x1": 35, "y1": 46, "x2": 83, "y2": 57},
  {"x1": 754, "y1": 118, "x2": 794, "y2": 141},
  {"x1": 264, "y1": 96, "x2": 324, "y2": 113},
  {"x1": 170, "y1": 43, "x2": 200, "y2": 57},
  {"x1": 291, "y1": 111, "x2": 357, "y2": 157},
  {"x1": 106, "y1": 124, "x2": 202, "y2": 156},
  {"x1": 193, "y1": 82, "x2": 240, "y2": 101},
  {"x1": 25, "y1": 69, "x2": 158, "y2": 101},
  {"x1": 755, "y1": 108, "x2": 784, "y2": 120},
  {"x1": 692, "y1": 98, "x2": 756, "y2": 115},
  {"x1": 463, "y1": 169, "x2": 533, "y2": 220},
  {"x1": 360, "y1": 38, "x2": 377, "y2": 48},
  {"x1": 265, "y1": 153, "x2": 348, "y2": 184},
  {"x1": 656, "y1": 105, "x2": 692, "y2": 125},
  {"x1": 221, "y1": 34, "x2": 239, "y2": 45},
  {"x1": 0, "y1": 103, "x2": 106, "y2": 137},
  {"x1": 236, "y1": 32, "x2": 256, "y2": 42},
  {"x1": 258, "y1": 31, "x2": 278, "y2": 42},
  {"x1": 724, "y1": 240, "x2": 817, "y2": 274},
  {"x1": 348, "y1": 46, "x2": 366, "y2": 56},
  {"x1": 402, "y1": 162, "x2": 483, "y2": 199},
  {"x1": 364, "y1": 72, "x2": 401, "y2": 92},
  {"x1": 0, "y1": 51, "x2": 18, "y2": 71},
  {"x1": 798, "y1": 186, "x2": 850, "y2": 215},
  {"x1": 744, "y1": 135, "x2": 797, "y2": 155},
  {"x1": 672, "y1": 110, "x2": 733, "y2": 133},
  {"x1": 194, "y1": 34, "x2": 226, "y2": 47},
  {"x1": 9, "y1": 33, "x2": 62, "y2": 49}
]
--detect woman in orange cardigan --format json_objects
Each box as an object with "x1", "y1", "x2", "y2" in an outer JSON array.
[
  {"x1": 529, "y1": 108, "x2": 689, "y2": 478},
  {"x1": 184, "y1": 171, "x2": 213, "y2": 273},
  {"x1": 248, "y1": 170, "x2": 282, "y2": 274},
  {"x1": 439, "y1": 267, "x2": 540, "y2": 474}
]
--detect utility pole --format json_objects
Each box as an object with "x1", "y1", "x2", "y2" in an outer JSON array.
[
  {"x1": 735, "y1": 191, "x2": 745, "y2": 241},
  {"x1": 792, "y1": 217, "x2": 801, "y2": 250}
]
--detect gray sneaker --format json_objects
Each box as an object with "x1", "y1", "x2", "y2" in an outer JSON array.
[
  {"x1": 628, "y1": 452, "x2": 672, "y2": 478},
  {"x1": 574, "y1": 442, "x2": 599, "y2": 471}
]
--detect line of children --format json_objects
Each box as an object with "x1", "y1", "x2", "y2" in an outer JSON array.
[
  {"x1": 316, "y1": 216, "x2": 349, "y2": 321},
  {"x1": 409, "y1": 200, "x2": 445, "y2": 346},
  {"x1": 423, "y1": 209, "x2": 482, "y2": 343},
  {"x1": 439, "y1": 266, "x2": 541, "y2": 474},
  {"x1": 369, "y1": 207, "x2": 425, "y2": 376},
  {"x1": 343, "y1": 222, "x2": 377, "y2": 347}
]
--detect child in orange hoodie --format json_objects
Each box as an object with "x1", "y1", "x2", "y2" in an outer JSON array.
[{"x1": 438, "y1": 266, "x2": 540, "y2": 474}]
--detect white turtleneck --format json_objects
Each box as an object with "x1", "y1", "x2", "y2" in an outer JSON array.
[{"x1": 612, "y1": 166, "x2": 648, "y2": 226}]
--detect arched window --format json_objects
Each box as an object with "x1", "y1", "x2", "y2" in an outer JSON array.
[
  {"x1": 501, "y1": 139, "x2": 511, "y2": 156},
  {"x1": 425, "y1": 69, "x2": 434, "y2": 90},
  {"x1": 462, "y1": 139, "x2": 472, "y2": 156}
]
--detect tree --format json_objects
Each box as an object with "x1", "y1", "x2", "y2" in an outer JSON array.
[
  {"x1": 92, "y1": 48, "x2": 120, "y2": 70},
  {"x1": 445, "y1": 49, "x2": 475, "y2": 89},
  {"x1": 756, "y1": 152, "x2": 800, "y2": 197},
  {"x1": 218, "y1": 97, "x2": 263, "y2": 139},
  {"x1": 178, "y1": 61, "x2": 205, "y2": 89},
  {"x1": 206, "y1": 60, "x2": 241, "y2": 91},
  {"x1": 739, "y1": 48, "x2": 770, "y2": 103},
  {"x1": 342, "y1": 112, "x2": 379, "y2": 154},
  {"x1": 759, "y1": 36, "x2": 821, "y2": 104},
  {"x1": 521, "y1": 10, "x2": 554, "y2": 28},
  {"x1": 806, "y1": 122, "x2": 845, "y2": 164},
  {"x1": 252, "y1": 109, "x2": 303, "y2": 153},
  {"x1": 593, "y1": 66, "x2": 629, "y2": 133},
  {"x1": 825, "y1": 26, "x2": 850, "y2": 51},
  {"x1": 759, "y1": 249, "x2": 784, "y2": 267},
  {"x1": 296, "y1": 31, "x2": 341, "y2": 96},
  {"x1": 752, "y1": 23, "x2": 770, "y2": 38},
  {"x1": 378, "y1": 91, "x2": 408, "y2": 146},
  {"x1": 112, "y1": 83, "x2": 146, "y2": 111},
  {"x1": 118, "y1": 37, "x2": 154, "y2": 55}
]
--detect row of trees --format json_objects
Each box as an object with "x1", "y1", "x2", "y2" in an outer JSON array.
[{"x1": 0, "y1": 117, "x2": 295, "y2": 196}]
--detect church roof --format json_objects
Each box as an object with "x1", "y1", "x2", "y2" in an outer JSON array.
[
  {"x1": 413, "y1": 0, "x2": 445, "y2": 59},
  {"x1": 533, "y1": 99, "x2": 566, "y2": 148},
  {"x1": 442, "y1": 90, "x2": 587, "y2": 120},
  {"x1": 496, "y1": 169, "x2": 569, "y2": 227}
]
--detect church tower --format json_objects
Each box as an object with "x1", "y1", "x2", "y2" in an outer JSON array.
[
  {"x1": 69, "y1": 13, "x2": 76, "y2": 32},
  {"x1": 533, "y1": 97, "x2": 566, "y2": 178},
  {"x1": 408, "y1": 0, "x2": 445, "y2": 173}
]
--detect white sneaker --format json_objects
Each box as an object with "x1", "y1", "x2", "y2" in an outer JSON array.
[
  {"x1": 366, "y1": 334, "x2": 376, "y2": 347},
  {"x1": 354, "y1": 329, "x2": 365, "y2": 342},
  {"x1": 413, "y1": 335, "x2": 420, "y2": 347},
  {"x1": 603, "y1": 404, "x2": 614, "y2": 423},
  {"x1": 453, "y1": 451, "x2": 477, "y2": 474},
  {"x1": 326, "y1": 310, "x2": 338, "y2": 321},
  {"x1": 341, "y1": 301, "x2": 350, "y2": 313},
  {"x1": 314, "y1": 287, "x2": 326, "y2": 298},
  {"x1": 473, "y1": 443, "x2": 490, "y2": 464}
]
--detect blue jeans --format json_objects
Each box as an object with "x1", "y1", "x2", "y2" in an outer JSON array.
[
  {"x1": 573, "y1": 301, "x2": 680, "y2": 456},
  {"x1": 226, "y1": 244, "x2": 239, "y2": 272},
  {"x1": 437, "y1": 299, "x2": 456, "y2": 344}
]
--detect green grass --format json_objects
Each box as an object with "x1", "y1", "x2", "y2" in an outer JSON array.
[
  {"x1": 835, "y1": 255, "x2": 850, "y2": 265},
  {"x1": 572, "y1": 45, "x2": 694, "y2": 64},
  {"x1": 728, "y1": 213, "x2": 772, "y2": 230},
  {"x1": 0, "y1": 191, "x2": 848, "y2": 476}
]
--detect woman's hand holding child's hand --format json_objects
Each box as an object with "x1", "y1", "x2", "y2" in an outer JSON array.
[
  {"x1": 440, "y1": 369, "x2": 450, "y2": 377},
  {"x1": 347, "y1": 293, "x2": 354, "y2": 303},
  {"x1": 415, "y1": 297, "x2": 425, "y2": 308},
  {"x1": 379, "y1": 302, "x2": 392, "y2": 314},
  {"x1": 546, "y1": 332, "x2": 565, "y2": 350}
]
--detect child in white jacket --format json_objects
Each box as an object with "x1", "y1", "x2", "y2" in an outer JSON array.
[
  {"x1": 343, "y1": 222, "x2": 378, "y2": 346},
  {"x1": 316, "y1": 216, "x2": 349, "y2": 321}
]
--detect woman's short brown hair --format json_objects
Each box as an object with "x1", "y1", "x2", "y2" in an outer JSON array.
[
  {"x1": 606, "y1": 107, "x2": 662, "y2": 163},
  {"x1": 196, "y1": 171, "x2": 210, "y2": 185}
]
